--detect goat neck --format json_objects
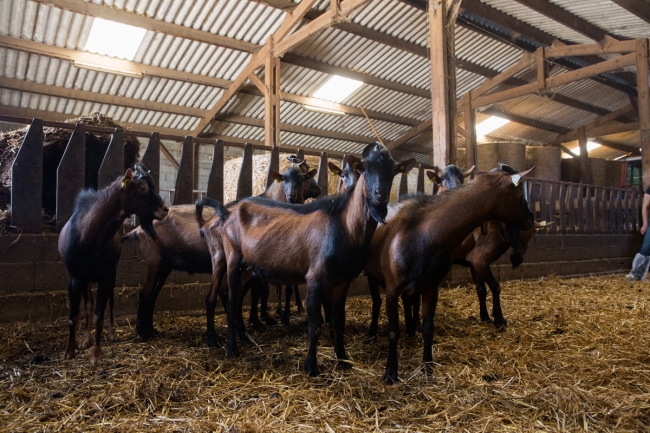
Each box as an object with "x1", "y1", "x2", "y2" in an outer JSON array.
[
  {"x1": 77, "y1": 180, "x2": 127, "y2": 245},
  {"x1": 341, "y1": 175, "x2": 378, "y2": 246}
]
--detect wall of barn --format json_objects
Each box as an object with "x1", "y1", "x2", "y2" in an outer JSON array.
[{"x1": 0, "y1": 233, "x2": 641, "y2": 323}]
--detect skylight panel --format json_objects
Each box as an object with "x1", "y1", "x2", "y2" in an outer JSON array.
[
  {"x1": 475, "y1": 116, "x2": 510, "y2": 138},
  {"x1": 312, "y1": 75, "x2": 364, "y2": 103},
  {"x1": 85, "y1": 18, "x2": 147, "y2": 61}
]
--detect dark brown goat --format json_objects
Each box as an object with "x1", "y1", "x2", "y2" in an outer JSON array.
[
  {"x1": 59, "y1": 163, "x2": 168, "y2": 363},
  {"x1": 364, "y1": 168, "x2": 535, "y2": 384},
  {"x1": 328, "y1": 161, "x2": 360, "y2": 193},
  {"x1": 201, "y1": 143, "x2": 415, "y2": 376},
  {"x1": 128, "y1": 165, "x2": 318, "y2": 341}
]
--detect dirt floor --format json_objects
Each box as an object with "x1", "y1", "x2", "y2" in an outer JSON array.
[{"x1": 1, "y1": 275, "x2": 649, "y2": 432}]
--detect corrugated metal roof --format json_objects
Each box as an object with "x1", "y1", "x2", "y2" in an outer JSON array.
[{"x1": 0, "y1": 0, "x2": 645, "y2": 161}]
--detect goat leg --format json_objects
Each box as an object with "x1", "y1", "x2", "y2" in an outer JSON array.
[
  {"x1": 64, "y1": 279, "x2": 83, "y2": 360},
  {"x1": 330, "y1": 282, "x2": 351, "y2": 369},
  {"x1": 367, "y1": 276, "x2": 382, "y2": 340},
  {"x1": 91, "y1": 274, "x2": 115, "y2": 365},
  {"x1": 484, "y1": 266, "x2": 507, "y2": 329},
  {"x1": 259, "y1": 282, "x2": 276, "y2": 326},
  {"x1": 248, "y1": 279, "x2": 266, "y2": 332},
  {"x1": 80, "y1": 284, "x2": 93, "y2": 349},
  {"x1": 107, "y1": 290, "x2": 115, "y2": 342},
  {"x1": 294, "y1": 285, "x2": 304, "y2": 314},
  {"x1": 281, "y1": 285, "x2": 293, "y2": 326},
  {"x1": 304, "y1": 280, "x2": 325, "y2": 377},
  {"x1": 383, "y1": 289, "x2": 401, "y2": 385},
  {"x1": 421, "y1": 286, "x2": 439, "y2": 377},
  {"x1": 471, "y1": 266, "x2": 492, "y2": 323}
]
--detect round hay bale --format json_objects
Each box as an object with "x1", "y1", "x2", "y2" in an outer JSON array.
[
  {"x1": 590, "y1": 158, "x2": 607, "y2": 186},
  {"x1": 0, "y1": 112, "x2": 141, "y2": 215},
  {"x1": 477, "y1": 142, "x2": 525, "y2": 173},
  {"x1": 605, "y1": 160, "x2": 623, "y2": 188},
  {"x1": 223, "y1": 153, "x2": 340, "y2": 203},
  {"x1": 525, "y1": 146, "x2": 561, "y2": 181}
]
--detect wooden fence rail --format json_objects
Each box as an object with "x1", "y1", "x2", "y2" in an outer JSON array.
[{"x1": 525, "y1": 179, "x2": 643, "y2": 235}]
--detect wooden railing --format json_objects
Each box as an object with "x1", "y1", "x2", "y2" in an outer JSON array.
[{"x1": 525, "y1": 179, "x2": 643, "y2": 235}]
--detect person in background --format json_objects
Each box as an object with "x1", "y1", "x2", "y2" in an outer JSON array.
[{"x1": 626, "y1": 188, "x2": 650, "y2": 280}]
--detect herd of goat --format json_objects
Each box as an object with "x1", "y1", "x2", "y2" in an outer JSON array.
[{"x1": 58, "y1": 142, "x2": 539, "y2": 384}]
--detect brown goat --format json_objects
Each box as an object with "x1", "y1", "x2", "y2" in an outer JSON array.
[
  {"x1": 59, "y1": 164, "x2": 168, "y2": 363},
  {"x1": 128, "y1": 165, "x2": 318, "y2": 341},
  {"x1": 201, "y1": 143, "x2": 415, "y2": 376},
  {"x1": 364, "y1": 168, "x2": 535, "y2": 384}
]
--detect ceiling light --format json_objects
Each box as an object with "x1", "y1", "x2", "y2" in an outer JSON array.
[
  {"x1": 475, "y1": 116, "x2": 510, "y2": 137},
  {"x1": 312, "y1": 75, "x2": 363, "y2": 103},
  {"x1": 85, "y1": 18, "x2": 147, "y2": 60},
  {"x1": 72, "y1": 61, "x2": 144, "y2": 78},
  {"x1": 303, "y1": 105, "x2": 346, "y2": 116}
]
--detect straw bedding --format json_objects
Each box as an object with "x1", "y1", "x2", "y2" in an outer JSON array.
[{"x1": 1, "y1": 275, "x2": 649, "y2": 432}]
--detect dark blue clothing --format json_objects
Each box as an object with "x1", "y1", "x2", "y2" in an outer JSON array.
[{"x1": 641, "y1": 187, "x2": 650, "y2": 256}]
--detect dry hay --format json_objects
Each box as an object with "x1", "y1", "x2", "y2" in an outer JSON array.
[
  {"x1": 389, "y1": 168, "x2": 433, "y2": 202},
  {"x1": 0, "y1": 112, "x2": 141, "y2": 231},
  {"x1": 1, "y1": 275, "x2": 649, "y2": 432},
  {"x1": 223, "y1": 154, "x2": 341, "y2": 203}
]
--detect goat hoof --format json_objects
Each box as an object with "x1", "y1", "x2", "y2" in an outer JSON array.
[
  {"x1": 64, "y1": 342, "x2": 77, "y2": 360},
  {"x1": 80, "y1": 333, "x2": 91, "y2": 349},
  {"x1": 250, "y1": 320, "x2": 266, "y2": 332},
  {"x1": 480, "y1": 315, "x2": 492, "y2": 323},
  {"x1": 136, "y1": 327, "x2": 158, "y2": 340},
  {"x1": 297, "y1": 305, "x2": 305, "y2": 314},
  {"x1": 107, "y1": 328, "x2": 116, "y2": 342},
  {"x1": 304, "y1": 362, "x2": 319, "y2": 377},
  {"x1": 383, "y1": 368, "x2": 398, "y2": 385},
  {"x1": 337, "y1": 360, "x2": 352, "y2": 370},
  {"x1": 281, "y1": 314, "x2": 291, "y2": 326},
  {"x1": 263, "y1": 315, "x2": 277, "y2": 326},
  {"x1": 90, "y1": 345, "x2": 102, "y2": 365},
  {"x1": 227, "y1": 346, "x2": 240, "y2": 359},
  {"x1": 494, "y1": 319, "x2": 507, "y2": 330},
  {"x1": 206, "y1": 334, "x2": 223, "y2": 348}
]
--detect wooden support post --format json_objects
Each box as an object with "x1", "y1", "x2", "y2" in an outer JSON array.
[
  {"x1": 316, "y1": 152, "x2": 329, "y2": 196},
  {"x1": 236, "y1": 143, "x2": 253, "y2": 200},
  {"x1": 428, "y1": 0, "x2": 455, "y2": 168},
  {"x1": 56, "y1": 123, "x2": 85, "y2": 232},
  {"x1": 173, "y1": 136, "x2": 194, "y2": 205},
  {"x1": 578, "y1": 126, "x2": 591, "y2": 184},
  {"x1": 416, "y1": 164, "x2": 425, "y2": 194},
  {"x1": 98, "y1": 128, "x2": 124, "y2": 189},
  {"x1": 265, "y1": 37, "x2": 281, "y2": 150},
  {"x1": 141, "y1": 132, "x2": 160, "y2": 188},
  {"x1": 11, "y1": 118, "x2": 43, "y2": 233},
  {"x1": 637, "y1": 38, "x2": 650, "y2": 188},
  {"x1": 536, "y1": 47, "x2": 547, "y2": 93},
  {"x1": 398, "y1": 173, "x2": 408, "y2": 201},
  {"x1": 266, "y1": 146, "x2": 280, "y2": 190},
  {"x1": 206, "y1": 140, "x2": 224, "y2": 202},
  {"x1": 463, "y1": 93, "x2": 477, "y2": 177},
  {"x1": 337, "y1": 154, "x2": 348, "y2": 193}
]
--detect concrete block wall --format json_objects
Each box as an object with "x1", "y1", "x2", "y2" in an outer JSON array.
[{"x1": 0, "y1": 233, "x2": 642, "y2": 323}]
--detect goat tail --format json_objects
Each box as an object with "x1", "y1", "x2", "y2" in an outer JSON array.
[{"x1": 196, "y1": 197, "x2": 230, "y2": 227}]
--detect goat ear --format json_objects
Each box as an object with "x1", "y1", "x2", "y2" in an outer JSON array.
[
  {"x1": 304, "y1": 169, "x2": 317, "y2": 180},
  {"x1": 328, "y1": 162, "x2": 342, "y2": 176},
  {"x1": 425, "y1": 170, "x2": 441, "y2": 184},
  {"x1": 462, "y1": 165, "x2": 475, "y2": 178},
  {"x1": 268, "y1": 170, "x2": 283, "y2": 182},
  {"x1": 348, "y1": 155, "x2": 364, "y2": 172},
  {"x1": 122, "y1": 168, "x2": 133, "y2": 189},
  {"x1": 394, "y1": 158, "x2": 417, "y2": 175}
]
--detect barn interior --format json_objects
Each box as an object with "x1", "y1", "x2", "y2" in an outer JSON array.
[{"x1": 1, "y1": 0, "x2": 650, "y2": 431}]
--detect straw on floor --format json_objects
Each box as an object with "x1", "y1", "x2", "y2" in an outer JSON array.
[{"x1": 0, "y1": 275, "x2": 648, "y2": 432}]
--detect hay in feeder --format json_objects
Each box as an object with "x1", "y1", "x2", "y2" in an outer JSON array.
[
  {"x1": 0, "y1": 112, "x2": 141, "y2": 227},
  {"x1": 1, "y1": 275, "x2": 648, "y2": 431},
  {"x1": 223, "y1": 153, "x2": 340, "y2": 203},
  {"x1": 389, "y1": 167, "x2": 432, "y2": 202}
]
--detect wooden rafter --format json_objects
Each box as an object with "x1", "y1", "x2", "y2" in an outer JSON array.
[
  {"x1": 192, "y1": 0, "x2": 372, "y2": 136},
  {"x1": 549, "y1": 104, "x2": 636, "y2": 145},
  {"x1": 0, "y1": 36, "x2": 418, "y2": 127}
]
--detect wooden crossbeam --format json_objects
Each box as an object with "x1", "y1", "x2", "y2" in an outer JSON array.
[
  {"x1": 192, "y1": 0, "x2": 371, "y2": 136},
  {"x1": 549, "y1": 104, "x2": 636, "y2": 145}
]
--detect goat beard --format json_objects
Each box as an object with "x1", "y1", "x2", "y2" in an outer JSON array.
[
  {"x1": 366, "y1": 200, "x2": 388, "y2": 225},
  {"x1": 140, "y1": 218, "x2": 158, "y2": 240}
]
